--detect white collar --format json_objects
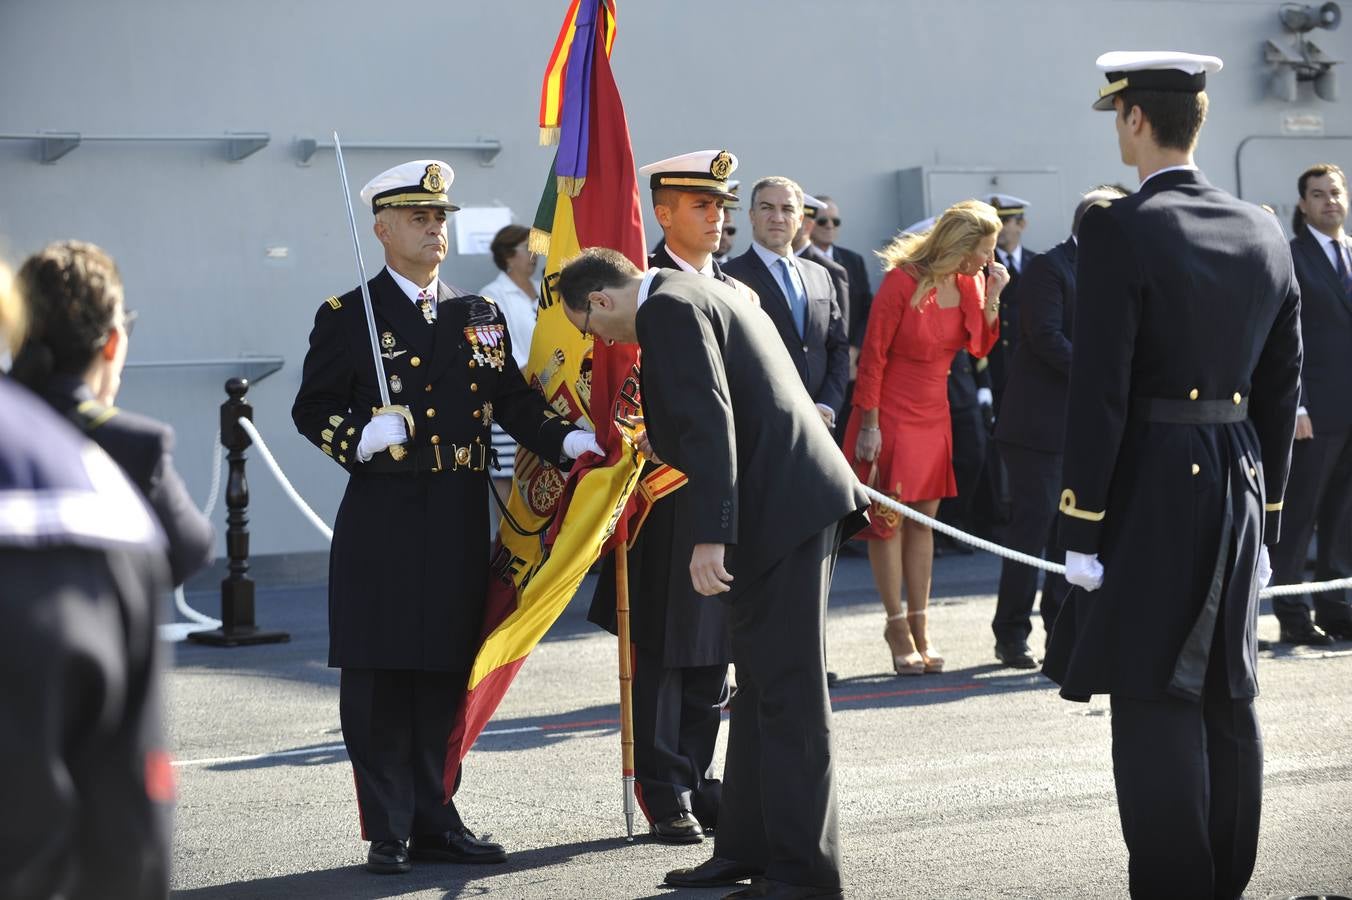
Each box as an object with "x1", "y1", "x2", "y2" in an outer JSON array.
[
  {"x1": 1139, "y1": 163, "x2": 1199, "y2": 190},
  {"x1": 752, "y1": 241, "x2": 793, "y2": 269},
  {"x1": 666, "y1": 247, "x2": 715, "y2": 277},
  {"x1": 635, "y1": 267, "x2": 660, "y2": 308},
  {"x1": 1306, "y1": 223, "x2": 1347, "y2": 250},
  {"x1": 386, "y1": 266, "x2": 439, "y2": 304}
]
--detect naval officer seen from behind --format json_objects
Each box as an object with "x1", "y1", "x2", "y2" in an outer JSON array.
[
  {"x1": 1043, "y1": 51, "x2": 1302, "y2": 899},
  {"x1": 292, "y1": 160, "x2": 599, "y2": 875}
]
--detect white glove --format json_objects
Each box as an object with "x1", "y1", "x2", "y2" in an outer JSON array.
[
  {"x1": 356, "y1": 413, "x2": 408, "y2": 462},
  {"x1": 562, "y1": 429, "x2": 604, "y2": 460},
  {"x1": 815, "y1": 403, "x2": 837, "y2": 429},
  {"x1": 1065, "y1": 550, "x2": 1104, "y2": 592},
  {"x1": 977, "y1": 387, "x2": 993, "y2": 407},
  {"x1": 1257, "y1": 545, "x2": 1273, "y2": 590}
]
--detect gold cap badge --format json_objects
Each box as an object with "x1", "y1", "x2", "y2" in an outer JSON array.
[
  {"x1": 710, "y1": 151, "x2": 734, "y2": 180},
  {"x1": 421, "y1": 163, "x2": 446, "y2": 193}
]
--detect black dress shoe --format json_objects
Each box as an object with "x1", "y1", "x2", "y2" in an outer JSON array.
[
  {"x1": 1314, "y1": 616, "x2": 1352, "y2": 641},
  {"x1": 366, "y1": 839, "x2": 410, "y2": 874},
  {"x1": 408, "y1": 827, "x2": 507, "y2": 864},
  {"x1": 1278, "y1": 619, "x2": 1335, "y2": 647},
  {"x1": 649, "y1": 810, "x2": 704, "y2": 844},
  {"x1": 665, "y1": 855, "x2": 764, "y2": 887},
  {"x1": 723, "y1": 879, "x2": 844, "y2": 900},
  {"x1": 994, "y1": 641, "x2": 1039, "y2": 669}
]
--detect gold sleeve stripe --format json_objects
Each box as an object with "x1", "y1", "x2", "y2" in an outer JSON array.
[
  {"x1": 326, "y1": 296, "x2": 342, "y2": 310},
  {"x1": 329, "y1": 415, "x2": 343, "y2": 427},
  {"x1": 1060, "y1": 489, "x2": 1106, "y2": 522},
  {"x1": 1264, "y1": 501, "x2": 1283, "y2": 512},
  {"x1": 321, "y1": 428, "x2": 334, "y2": 443}
]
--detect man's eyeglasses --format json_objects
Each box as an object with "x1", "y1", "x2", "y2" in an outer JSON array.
[
  {"x1": 723, "y1": 226, "x2": 736, "y2": 236},
  {"x1": 581, "y1": 302, "x2": 593, "y2": 338},
  {"x1": 815, "y1": 217, "x2": 841, "y2": 228}
]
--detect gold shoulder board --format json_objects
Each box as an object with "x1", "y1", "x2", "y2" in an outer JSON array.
[{"x1": 326, "y1": 296, "x2": 342, "y2": 310}]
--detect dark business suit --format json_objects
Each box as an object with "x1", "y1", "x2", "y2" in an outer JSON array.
[
  {"x1": 723, "y1": 246, "x2": 850, "y2": 415},
  {"x1": 1269, "y1": 226, "x2": 1352, "y2": 633},
  {"x1": 991, "y1": 238, "x2": 1076, "y2": 646},
  {"x1": 587, "y1": 243, "x2": 747, "y2": 828},
  {"x1": 0, "y1": 376, "x2": 173, "y2": 900},
  {"x1": 636, "y1": 269, "x2": 869, "y2": 890},
  {"x1": 829, "y1": 244, "x2": 874, "y2": 349},
  {"x1": 1045, "y1": 170, "x2": 1301, "y2": 898},
  {"x1": 988, "y1": 245, "x2": 1038, "y2": 409},
  {"x1": 293, "y1": 268, "x2": 574, "y2": 841},
  {"x1": 937, "y1": 350, "x2": 990, "y2": 538},
  {"x1": 43, "y1": 375, "x2": 213, "y2": 587}
]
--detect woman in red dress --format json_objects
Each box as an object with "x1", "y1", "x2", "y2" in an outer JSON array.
[{"x1": 843, "y1": 200, "x2": 1009, "y2": 675}]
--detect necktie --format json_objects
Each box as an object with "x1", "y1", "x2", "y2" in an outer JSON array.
[
  {"x1": 417, "y1": 289, "x2": 435, "y2": 324},
  {"x1": 1335, "y1": 238, "x2": 1352, "y2": 301},
  {"x1": 778, "y1": 257, "x2": 806, "y2": 337}
]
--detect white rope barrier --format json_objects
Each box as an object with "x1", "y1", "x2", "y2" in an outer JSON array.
[
  {"x1": 237, "y1": 417, "x2": 334, "y2": 542},
  {"x1": 859, "y1": 484, "x2": 1349, "y2": 600}
]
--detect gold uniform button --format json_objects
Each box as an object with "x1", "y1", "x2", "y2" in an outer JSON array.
[
  {"x1": 430, "y1": 435, "x2": 441, "y2": 445},
  {"x1": 426, "y1": 408, "x2": 436, "y2": 418},
  {"x1": 470, "y1": 383, "x2": 479, "y2": 393},
  {"x1": 424, "y1": 384, "x2": 433, "y2": 393},
  {"x1": 1249, "y1": 466, "x2": 1257, "y2": 477},
  {"x1": 468, "y1": 360, "x2": 477, "y2": 369},
  {"x1": 473, "y1": 410, "x2": 482, "y2": 419},
  {"x1": 1188, "y1": 388, "x2": 1199, "y2": 400},
  {"x1": 1191, "y1": 464, "x2": 1201, "y2": 476},
  {"x1": 1233, "y1": 392, "x2": 1242, "y2": 405},
  {"x1": 410, "y1": 356, "x2": 422, "y2": 367}
]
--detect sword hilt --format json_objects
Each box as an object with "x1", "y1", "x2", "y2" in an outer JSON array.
[{"x1": 373, "y1": 404, "x2": 416, "y2": 461}]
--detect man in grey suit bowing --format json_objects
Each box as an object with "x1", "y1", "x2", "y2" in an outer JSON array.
[{"x1": 558, "y1": 248, "x2": 870, "y2": 900}]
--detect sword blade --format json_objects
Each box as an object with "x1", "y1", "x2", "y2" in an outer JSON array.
[{"x1": 333, "y1": 131, "x2": 392, "y2": 410}]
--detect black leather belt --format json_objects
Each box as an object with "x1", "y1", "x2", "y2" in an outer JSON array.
[
  {"x1": 362, "y1": 441, "x2": 489, "y2": 475},
  {"x1": 1131, "y1": 396, "x2": 1248, "y2": 424}
]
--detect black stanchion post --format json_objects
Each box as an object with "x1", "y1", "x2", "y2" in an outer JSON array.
[{"x1": 188, "y1": 377, "x2": 290, "y2": 647}]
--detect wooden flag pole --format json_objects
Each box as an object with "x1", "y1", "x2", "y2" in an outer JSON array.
[{"x1": 614, "y1": 543, "x2": 638, "y2": 841}]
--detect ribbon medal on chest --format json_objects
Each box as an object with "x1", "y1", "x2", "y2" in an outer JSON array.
[{"x1": 465, "y1": 324, "x2": 507, "y2": 371}]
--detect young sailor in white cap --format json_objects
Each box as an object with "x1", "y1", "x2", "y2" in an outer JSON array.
[{"x1": 1044, "y1": 51, "x2": 1301, "y2": 898}]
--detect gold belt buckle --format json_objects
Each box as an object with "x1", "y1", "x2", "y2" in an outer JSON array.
[{"x1": 454, "y1": 445, "x2": 472, "y2": 470}]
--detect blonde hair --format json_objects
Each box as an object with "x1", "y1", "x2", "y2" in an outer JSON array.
[
  {"x1": 877, "y1": 200, "x2": 1001, "y2": 305},
  {"x1": 0, "y1": 261, "x2": 22, "y2": 356}
]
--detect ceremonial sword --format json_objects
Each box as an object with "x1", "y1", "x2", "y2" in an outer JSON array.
[{"x1": 333, "y1": 131, "x2": 413, "y2": 461}]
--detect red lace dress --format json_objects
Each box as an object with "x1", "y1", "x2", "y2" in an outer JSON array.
[{"x1": 842, "y1": 266, "x2": 998, "y2": 539}]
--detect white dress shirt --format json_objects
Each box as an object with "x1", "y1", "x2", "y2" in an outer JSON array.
[
  {"x1": 386, "y1": 266, "x2": 438, "y2": 320},
  {"x1": 636, "y1": 267, "x2": 660, "y2": 308},
  {"x1": 1306, "y1": 223, "x2": 1351, "y2": 273},
  {"x1": 1139, "y1": 163, "x2": 1199, "y2": 190},
  {"x1": 752, "y1": 241, "x2": 808, "y2": 306},
  {"x1": 477, "y1": 270, "x2": 540, "y2": 369},
  {"x1": 665, "y1": 247, "x2": 715, "y2": 277}
]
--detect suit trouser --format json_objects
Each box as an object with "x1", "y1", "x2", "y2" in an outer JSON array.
[
  {"x1": 632, "y1": 647, "x2": 726, "y2": 827},
  {"x1": 992, "y1": 441, "x2": 1068, "y2": 645},
  {"x1": 939, "y1": 402, "x2": 988, "y2": 532},
  {"x1": 1269, "y1": 426, "x2": 1352, "y2": 626},
  {"x1": 1109, "y1": 637, "x2": 1262, "y2": 900},
  {"x1": 714, "y1": 528, "x2": 841, "y2": 890},
  {"x1": 340, "y1": 668, "x2": 467, "y2": 841}
]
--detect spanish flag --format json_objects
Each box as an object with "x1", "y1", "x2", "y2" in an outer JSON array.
[{"x1": 445, "y1": 0, "x2": 645, "y2": 791}]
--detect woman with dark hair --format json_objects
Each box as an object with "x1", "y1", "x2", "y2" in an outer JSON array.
[
  {"x1": 11, "y1": 240, "x2": 212, "y2": 586},
  {"x1": 843, "y1": 201, "x2": 1009, "y2": 675},
  {"x1": 478, "y1": 224, "x2": 540, "y2": 503}
]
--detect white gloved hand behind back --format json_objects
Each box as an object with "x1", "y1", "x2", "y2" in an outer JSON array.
[
  {"x1": 1256, "y1": 544, "x2": 1273, "y2": 590},
  {"x1": 357, "y1": 413, "x2": 409, "y2": 462},
  {"x1": 1065, "y1": 550, "x2": 1104, "y2": 592}
]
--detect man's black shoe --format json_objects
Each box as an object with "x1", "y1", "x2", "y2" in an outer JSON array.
[
  {"x1": 650, "y1": 810, "x2": 704, "y2": 844},
  {"x1": 1278, "y1": 619, "x2": 1335, "y2": 647},
  {"x1": 1314, "y1": 616, "x2": 1352, "y2": 641},
  {"x1": 994, "y1": 641, "x2": 1039, "y2": 669},
  {"x1": 723, "y1": 879, "x2": 844, "y2": 900},
  {"x1": 665, "y1": 855, "x2": 764, "y2": 887},
  {"x1": 366, "y1": 839, "x2": 410, "y2": 874},
  {"x1": 409, "y1": 827, "x2": 507, "y2": 864}
]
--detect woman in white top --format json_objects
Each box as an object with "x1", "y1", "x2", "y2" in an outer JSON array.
[{"x1": 477, "y1": 224, "x2": 540, "y2": 502}]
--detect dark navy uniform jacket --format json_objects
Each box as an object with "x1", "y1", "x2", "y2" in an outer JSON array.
[
  {"x1": 292, "y1": 268, "x2": 575, "y2": 671},
  {"x1": 1045, "y1": 170, "x2": 1302, "y2": 702},
  {"x1": 0, "y1": 376, "x2": 172, "y2": 900},
  {"x1": 44, "y1": 375, "x2": 213, "y2": 587}
]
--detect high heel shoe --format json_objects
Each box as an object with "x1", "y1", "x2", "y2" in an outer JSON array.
[
  {"x1": 908, "y1": 609, "x2": 944, "y2": 674},
  {"x1": 884, "y1": 613, "x2": 925, "y2": 676}
]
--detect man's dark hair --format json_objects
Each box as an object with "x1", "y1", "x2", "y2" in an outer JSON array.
[
  {"x1": 489, "y1": 224, "x2": 532, "y2": 272},
  {"x1": 1118, "y1": 89, "x2": 1208, "y2": 152},
  {"x1": 651, "y1": 186, "x2": 681, "y2": 213},
  {"x1": 556, "y1": 247, "x2": 640, "y2": 312},
  {"x1": 1293, "y1": 162, "x2": 1347, "y2": 232},
  {"x1": 11, "y1": 241, "x2": 123, "y2": 389}
]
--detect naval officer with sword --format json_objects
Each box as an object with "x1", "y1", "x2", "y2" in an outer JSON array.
[{"x1": 292, "y1": 156, "x2": 600, "y2": 874}]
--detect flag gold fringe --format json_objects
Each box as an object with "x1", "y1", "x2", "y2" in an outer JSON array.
[
  {"x1": 539, "y1": 126, "x2": 560, "y2": 146},
  {"x1": 528, "y1": 228, "x2": 552, "y2": 256},
  {"x1": 557, "y1": 175, "x2": 586, "y2": 198}
]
